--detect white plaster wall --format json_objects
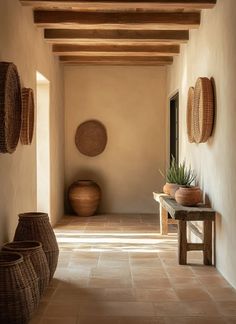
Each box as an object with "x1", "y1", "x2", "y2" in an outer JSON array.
[
  {"x1": 167, "y1": 0, "x2": 236, "y2": 287},
  {"x1": 64, "y1": 66, "x2": 167, "y2": 214},
  {"x1": 0, "y1": 0, "x2": 64, "y2": 244}
]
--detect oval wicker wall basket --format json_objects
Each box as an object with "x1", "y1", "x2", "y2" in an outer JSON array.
[
  {"x1": 20, "y1": 88, "x2": 34, "y2": 145},
  {"x1": 193, "y1": 77, "x2": 214, "y2": 143},
  {"x1": 0, "y1": 62, "x2": 22, "y2": 153},
  {"x1": 75, "y1": 120, "x2": 107, "y2": 157},
  {"x1": 186, "y1": 86, "x2": 195, "y2": 143}
]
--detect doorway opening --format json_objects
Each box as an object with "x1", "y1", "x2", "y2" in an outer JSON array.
[
  {"x1": 169, "y1": 92, "x2": 179, "y2": 165},
  {"x1": 36, "y1": 72, "x2": 50, "y2": 216}
]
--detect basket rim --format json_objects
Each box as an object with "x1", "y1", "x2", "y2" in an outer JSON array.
[
  {"x1": 3, "y1": 241, "x2": 43, "y2": 251},
  {"x1": 18, "y1": 212, "x2": 48, "y2": 219},
  {"x1": 0, "y1": 251, "x2": 23, "y2": 266}
]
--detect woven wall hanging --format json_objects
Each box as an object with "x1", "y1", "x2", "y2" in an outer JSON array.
[
  {"x1": 75, "y1": 120, "x2": 107, "y2": 157},
  {"x1": 193, "y1": 77, "x2": 214, "y2": 143},
  {"x1": 186, "y1": 87, "x2": 195, "y2": 143},
  {"x1": 0, "y1": 62, "x2": 22, "y2": 153},
  {"x1": 20, "y1": 88, "x2": 35, "y2": 145}
]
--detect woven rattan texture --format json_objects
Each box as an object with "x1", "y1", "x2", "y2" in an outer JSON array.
[
  {"x1": 0, "y1": 62, "x2": 22, "y2": 153},
  {"x1": 14, "y1": 213, "x2": 59, "y2": 281},
  {"x1": 187, "y1": 87, "x2": 195, "y2": 143},
  {"x1": 2, "y1": 241, "x2": 49, "y2": 297},
  {"x1": 75, "y1": 120, "x2": 107, "y2": 157},
  {"x1": 21, "y1": 88, "x2": 34, "y2": 145},
  {"x1": 0, "y1": 252, "x2": 34, "y2": 324},
  {"x1": 193, "y1": 77, "x2": 214, "y2": 143}
]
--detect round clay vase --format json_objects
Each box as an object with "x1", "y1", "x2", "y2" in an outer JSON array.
[
  {"x1": 175, "y1": 186, "x2": 203, "y2": 206},
  {"x1": 68, "y1": 180, "x2": 101, "y2": 216},
  {"x1": 163, "y1": 183, "x2": 180, "y2": 198}
]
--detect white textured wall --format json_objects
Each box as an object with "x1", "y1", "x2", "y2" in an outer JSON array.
[
  {"x1": 167, "y1": 0, "x2": 236, "y2": 287},
  {"x1": 64, "y1": 66, "x2": 167, "y2": 214},
  {"x1": 0, "y1": 0, "x2": 64, "y2": 243}
]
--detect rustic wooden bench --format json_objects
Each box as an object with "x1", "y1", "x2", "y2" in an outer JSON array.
[{"x1": 153, "y1": 192, "x2": 216, "y2": 265}]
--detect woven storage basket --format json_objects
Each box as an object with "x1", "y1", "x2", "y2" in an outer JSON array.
[
  {"x1": 20, "y1": 88, "x2": 34, "y2": 145},
  {"x1": 0, "y1": 62, "x2": 22, "y2": 153},
  {"x1": 0, "y1": 251, "x2": 34, "y2": 324},
  {"x1": 2, "y1": 241, "x2": 49, "y2": 297},
  {"x1": 14, "y1": 213, "x2": 59, "y2": 281},
  {"x1": 193, "y1": 77, "x2": 214, "y2": 143},
  {"x1": 75, "y1": 120, "x2": 107, "y2": 157},
  {"x1": 186, "y1": 87, "x2": 195, "y2": 143}
]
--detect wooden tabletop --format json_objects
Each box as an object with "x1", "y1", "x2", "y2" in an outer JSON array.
[{"x1": 153, "y1": 192, "x2": 215, "y2": 221}]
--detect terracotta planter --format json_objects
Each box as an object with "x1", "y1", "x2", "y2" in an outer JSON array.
[
  {"x1": 68, "y1": 180, "x2": 101, "y2": 216},
  {"x1": 163, "y1": 183, "x2": 180, "y2": 198},
  {"x1": 175, "y1": 186, "x2": 203, "y2": 206}
]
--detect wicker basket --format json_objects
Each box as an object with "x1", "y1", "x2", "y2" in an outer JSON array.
[
  {"x1": 193, "y1": 77, "x2": 214, "y2": 143},
  {"x1": 14, "y1": 213, "x2": 59, "y2": 281},
  {"x1": 0, "y1": 252, "x2": 34, "y2": 324},
  {"x1": 75, "y1": 120, "x2": 107, "y2": 157},
  {"x1": 20, "y1": 88, "x2": 34, "y2": 145},
  {"x1": 186, "y1": 87, "x2": 195, "y2": 143},
  {"x1": 2, "y1": 241, "x2": 50, "y2": 297},
  {"x1": 0, "y1": 62, "x2": 22, "y2": 153}
]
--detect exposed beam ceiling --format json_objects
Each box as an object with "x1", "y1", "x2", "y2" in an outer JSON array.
[
  {"x1": 45, "y1": 29, "x2": 189, "y2": 44},
  {"x1": 21, "y1": 1, "x2": 217, "y2": 11},
  {"x1": 59, "y1": 55, "x2": 174, "y2": 65},
  {"x1": 34, "y1": 11, "x2": 201, "y2": 29},
  {"x1": 53, "y1": 44, "x2": 180, "y2": 56},
  {"x1": 20, "y1": 0, "x2": 217, "y2": 65}
]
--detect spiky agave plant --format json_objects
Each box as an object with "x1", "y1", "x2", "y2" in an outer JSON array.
[{"x1": 166, "y1": 157, "x2": 196, "y2": 186}]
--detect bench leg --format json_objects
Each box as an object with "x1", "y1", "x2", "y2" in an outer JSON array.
[
  {"x1": 160, "y1": 205, "x2": 168, "y2": 235},
  {"x1": 203, "y1": 220, "x2": 212, "y2": 265},
  {"x1": 178, "y1": 220, "x2": 187, "y2": 265}
]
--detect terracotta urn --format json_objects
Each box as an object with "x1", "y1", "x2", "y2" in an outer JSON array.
[
  {"x1": 175, "y1": 186, "x2": 203, "y2": 206},
  {"x1": 68, "y1": 180, "x2": 101, "y2": 216},
  {"x1": 163, "y1": 183, "x2": 180, "y2": 198}
]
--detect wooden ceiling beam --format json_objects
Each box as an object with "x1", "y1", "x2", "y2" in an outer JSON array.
[
  {"x1": 44, "y1": 29, "x2": 189, "y2": 44},
  {"x1": 59, "y1": 55, "x2": 173, "y2": 64},
  {"x1": 21, "y1": 1, "x2": 217, "y2": 11},
  {"x1": 34, "y1": 11, "x2": 201, "y2": 29},
  {"x1": 52, "y1": 43, "x2": 180, "y2": 56}
]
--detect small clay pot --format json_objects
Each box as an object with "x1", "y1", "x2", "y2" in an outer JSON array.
[
  {"x1": 175, "y1": 186, "x2": 203, "y2": 206},
  {"x1": 163, "y1": 183, "x2": 180, "y2": 198}
]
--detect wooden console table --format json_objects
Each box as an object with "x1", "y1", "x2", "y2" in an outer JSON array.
[{"x1": 153, "y1": 192, "x2": 216, "y2": 265}]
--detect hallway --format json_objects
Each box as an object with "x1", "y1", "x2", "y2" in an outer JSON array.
[{"x1": 31, "y1": 214, "x2": 236, "y2": 324}]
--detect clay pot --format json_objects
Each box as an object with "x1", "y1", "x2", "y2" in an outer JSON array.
[
  {"x1": 163, "y1": 183, "x2": 180, "y2": 198},
  {"x1": 68, "y1": 180, "x2": 101, "y2": 216},
  {"x1": 175, "y1": 186, "x2": 203, "y2": 206}
]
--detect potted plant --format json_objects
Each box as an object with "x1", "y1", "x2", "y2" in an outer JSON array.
[
  {"x1": 161, "y1": 158, "x2": 202, "y2": 206},
  {"x1": 161, "y1": 157, "x2": 181, "y2": 197}
]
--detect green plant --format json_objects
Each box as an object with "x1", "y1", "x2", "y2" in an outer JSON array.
[{"x1": 166, "y1": 157, "x2": 196, "y2": 186}]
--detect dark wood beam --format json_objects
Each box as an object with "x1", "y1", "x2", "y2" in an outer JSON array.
[
  {"x1": 53, "y1": 44, "x2": 180, "y2": 56},
  {"x1": 34, "y1": 11, "x2": 201, "y2": 29},
  {"x1": 59, "y1": 55, "x2": 173, "y2": 65},
  {"x1": 45, "y1": 29, "x2": 189, "y2": 44},
  {"x1": 21, "y1": 1, "x2": 217, "y2": 11}
]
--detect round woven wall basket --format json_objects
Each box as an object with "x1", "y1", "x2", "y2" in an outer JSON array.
[
  {"x1": 186, "y1": 87, "x2": 195, "y2": 143},
  {"x1": 75, "y1": 120, "x2": 107, "y2": 157},
  {"x1": 0, "y1": 62, "x2": 22, "y2": 153},
  {"x1": 193, "y1": 77, "x2": 214, "y2": 143},
  {"x1": 20, "y1": 88, "x2": 34, "y2": 145}
]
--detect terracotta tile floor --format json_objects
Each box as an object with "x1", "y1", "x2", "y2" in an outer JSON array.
[{"x1": 30, "y1": 214, "x2": 236, "y2": 324}]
